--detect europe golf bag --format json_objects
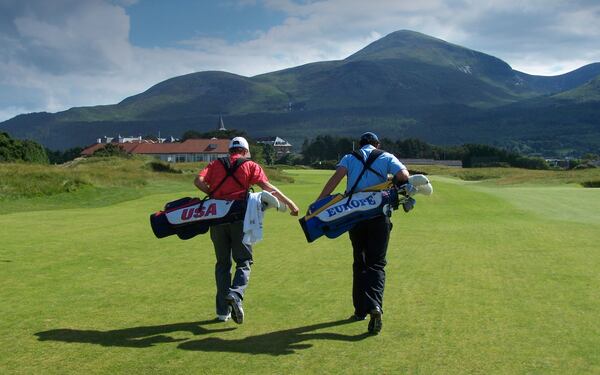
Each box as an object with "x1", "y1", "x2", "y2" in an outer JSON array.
[
  {"x1": 299, "y1": 189, "x2": 405, "y2": 243},
  {"x1": 299, "y1": 174, "x2": 432, "y2": 243}
]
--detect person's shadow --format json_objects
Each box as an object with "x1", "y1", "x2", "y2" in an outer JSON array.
[
  {"x1": 35, "y1": 320, "x2": 235, "y2": 348},
  {"x1": 178, "y1": 319, "x2": 370, "y2": 355}
]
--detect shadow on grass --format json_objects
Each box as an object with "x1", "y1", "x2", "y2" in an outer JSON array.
[
  {"x1": 178, "y1": 319, "x2": 371, "y2": 355},
  {"x1": 35, "y1": 320, "x2": 235, "y2": 348}
]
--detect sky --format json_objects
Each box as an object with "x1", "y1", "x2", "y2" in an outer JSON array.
[{"x1": 0, "y1": 0, "x2": 599, "y2": 122}]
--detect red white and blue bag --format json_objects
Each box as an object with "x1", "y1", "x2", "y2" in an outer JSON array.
[{"x1": 150, "y1": 197, "x2": 246, "y2": 240}]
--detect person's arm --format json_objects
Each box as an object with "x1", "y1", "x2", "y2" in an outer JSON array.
[
  {"x1": 394, "y1": 168, "x2": 410, "y2": 183},
  {"x1": 256, "y1": 181, "x2": 299, "y2": 216},
  {"x1": 389, "y1": 154, "x2": 409, "y2": 184},
  {"x1": 316, "y1": 166, "x2": 347, "y2": 200},
  {"x1": 194, "y1": 175, "x2": 211, "y2": 195}
]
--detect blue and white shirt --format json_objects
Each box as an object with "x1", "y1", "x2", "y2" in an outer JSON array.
[{"x1": 337, "y1": 145, "x2": 406, "y2": 192}]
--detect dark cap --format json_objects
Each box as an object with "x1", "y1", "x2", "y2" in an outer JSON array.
[{"x1": 360, "y1": 132, "x2": 379, "y2": 144}]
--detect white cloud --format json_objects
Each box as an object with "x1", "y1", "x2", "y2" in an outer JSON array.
[
  {"x1": 1, "y1": 0, "x2": 599, "y2": 122},
  {"x1": 0, "y1": 106, "x2": 31, "y2": 122}
]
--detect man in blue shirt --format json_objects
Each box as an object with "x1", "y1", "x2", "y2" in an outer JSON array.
[{"x1": 316, "y1": 132, "x2": 409, "y2": 334}]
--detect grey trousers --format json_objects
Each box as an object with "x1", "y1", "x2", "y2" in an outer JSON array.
[{"x1": 209, "y1": 220, "x2": 253, "y2": 316}]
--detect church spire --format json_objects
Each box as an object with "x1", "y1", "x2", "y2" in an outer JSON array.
[{"x1": 217, "y1": 115, "x2": 226, "y2": 131}]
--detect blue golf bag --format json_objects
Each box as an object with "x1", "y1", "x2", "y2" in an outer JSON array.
[{"x1": 299, "y1": 189, "x2": 401, "y2": 243}]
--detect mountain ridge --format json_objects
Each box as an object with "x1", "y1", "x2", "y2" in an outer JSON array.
[{"x1": 1, "y1": 30, "x2": 599, "y2": 155}]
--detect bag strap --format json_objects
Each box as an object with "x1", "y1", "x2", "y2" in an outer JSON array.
[
  {"x1": 208, "y1": 157, "x2": 249, "y2": 197},
  {"x1": 346, "y1": 149, "x2": 385, "y2": 195},
  {"x1": 344, "y1": 149, "x2": 384, "y2": 204}
]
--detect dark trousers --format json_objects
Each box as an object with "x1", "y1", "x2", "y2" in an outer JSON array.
[
  {"x1": 349, "y1": 215, "x2": 391, "y2": 316},
  {"x1": 209, "y1": 220, "x2": 253, "y2": 316}
]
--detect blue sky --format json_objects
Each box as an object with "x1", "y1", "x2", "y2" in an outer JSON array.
[
  {"x1": 0, "y1": 0, "x2": 599, "y2": 122},
  {"x1": 127, "y1": 1, "x2": 286, "y2": 47}
]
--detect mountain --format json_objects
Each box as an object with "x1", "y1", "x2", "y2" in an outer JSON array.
[
  {"x1": 2, "y1": 30, "x2": 600, "y2": 155},
  {"x1": 515, "y1": 63, "x2": 600, "y2": 95},
  {"x1": 552, "y1": 75, "x2": 600, "y2": 102}
]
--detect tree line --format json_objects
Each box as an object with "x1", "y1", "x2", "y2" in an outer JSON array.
[
  {"x1": 1, "y1": 130, "x2": 593, "y2": 171},
  {"x1": 300, "y1": 135, "x2": 551, "y2": 170}
]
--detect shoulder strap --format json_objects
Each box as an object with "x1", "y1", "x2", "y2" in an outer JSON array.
[
  {"x1": 344, "y1": 149, "x2": 385, "y2": 204},
  {"x1": 351, "y1": 150, "x2": 385, "y2": 179},
  {"x1": 347, "y1": 149, "x2": 385, "y2": 193},
  {"x1": 208, "y1": 157, "x2": 249, "y2": 197}
]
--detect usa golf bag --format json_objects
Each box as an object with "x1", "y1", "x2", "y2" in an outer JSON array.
[{"x1": 150, "y1": 197, "x2": 246, "y2": 240}]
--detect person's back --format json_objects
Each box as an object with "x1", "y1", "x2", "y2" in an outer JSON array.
[
  {"x1": 200, "y1": 153, "x2": 266, "y2": 201},
  {"x1": 339, "y1": 144, "x2": 403, "y2": 193}
]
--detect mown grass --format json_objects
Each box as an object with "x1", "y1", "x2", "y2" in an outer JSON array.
[
  {"x1": 408, "y1": 164, "x2": 600, "y2": 186},
  {"x1": 1, "y1": 166, "x2": 599, "y2": 374}
]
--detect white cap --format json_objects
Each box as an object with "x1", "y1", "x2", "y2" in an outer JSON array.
[{"x1": 229, "y1": 137, "x2": 249, "y2": 151}]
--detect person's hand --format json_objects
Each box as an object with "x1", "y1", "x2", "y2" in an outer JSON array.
[{"x1": 289, "y1": 204, "x2": 299, "y2": 216}]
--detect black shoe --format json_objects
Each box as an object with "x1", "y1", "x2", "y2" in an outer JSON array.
[
  {"x1": 225, "y1": 293, "x2": 244, "y2": 324},
  {"x1": 368, "y1": 307, "x2": 382, "y2": 334},
  {"x1": 349, "y1": 313, "x2": 367, "y2": 321}
]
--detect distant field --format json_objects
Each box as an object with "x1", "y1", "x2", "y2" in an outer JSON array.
[{"x1": 1, "y1": 163, "x2": 599, "y2": 374}]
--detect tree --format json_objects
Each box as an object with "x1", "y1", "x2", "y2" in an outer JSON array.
[
  {"x1": 92, "y1": 144, "x2": 129, "y2": 158},
  {"x1": 396, "y1": 138, "x2": 433, "y2": 158},
  {"x1": 262, "y1": 143, "x2": 276, "y2": 165},
  {"x1": 0, "y1": 132, "x2": 48, "y2": 164},
  {"x1": 182, "y1": 129, "x2": 248, "y2": 141},
  {"x1": 46, "y1": 147, "x2": 83, "y2": 164},
  {"x1": 181, "y1": 130, "x2": 203, "y2": 140},
  {"x1": 249, "y1": 143, "x2": 265, "y2": 164},
  {"x1": 301, "y1": 135, "x2": 353, "y2": 163},
  {"x1": 276, "y1": 153, "x2": 299, "y2": 165}
]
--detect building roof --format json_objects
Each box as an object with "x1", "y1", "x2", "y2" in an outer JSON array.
[
  {"x1": 256, "y1": 136, "x2": 292, "y2": 147},
  {"x1": 81, "y1": 138, "x2": 230, "y2": 156}
]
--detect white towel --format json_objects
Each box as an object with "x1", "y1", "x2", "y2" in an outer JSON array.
[{"x1": 243, "y1": 192, "x2": 264, "y2": 246}]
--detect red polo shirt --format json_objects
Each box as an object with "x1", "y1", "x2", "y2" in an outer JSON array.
[{"x1": 199, "y1": 154, "x2": 268, "y2": 200}]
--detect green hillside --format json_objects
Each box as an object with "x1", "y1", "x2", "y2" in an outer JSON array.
[
  {"x1": 554, "y1": 75, "x2": 600, "y2": 102},
  {"x1": 256, "y1": 58, "x2": 518, "y2": 109},
  {"x1": 61, "y1": 71, "x2": 290, "y2": 121},
  {"x1": 1, "y1": 30, "x2": 599, "y2": 154}
]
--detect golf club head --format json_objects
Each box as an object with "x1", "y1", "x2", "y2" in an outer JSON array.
[
  {"x1": 260, "y1": 191, "x2": 285, "y2": 212},
  {"x1": 416, "y1": 182, "x2": 433, "y2": 196},
  {"x1": 399, "y1": 183, "x2": 418, "y2": 196},
  {"x1": 402, "y1": 197, "x2": 416, "y2": 212},
  {"x1": 277, "y1": 202, "x2": 287, "y2": 212},
  {"x1": 408, "y1": 174, "x2": 430, "y2": 186}
]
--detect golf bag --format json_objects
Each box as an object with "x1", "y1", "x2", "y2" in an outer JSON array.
[
  {"x1": 299, "y1": 189, "x2": 401, "y2": 243},
  {"x1": 299, "y1": 174, "x2": 433, "y2": 243},
  {"x1": 150, "y1": 197, "x2": 246, "y2": 240}
]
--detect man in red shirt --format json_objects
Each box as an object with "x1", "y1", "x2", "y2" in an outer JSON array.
[{"x1": 194, "y1": 137, "x2": 299, "y2": 324}]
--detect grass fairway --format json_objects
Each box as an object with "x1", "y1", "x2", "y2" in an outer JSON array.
[{"x1": 1, "y1": 168, "x2": 599, "y2": 374}]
